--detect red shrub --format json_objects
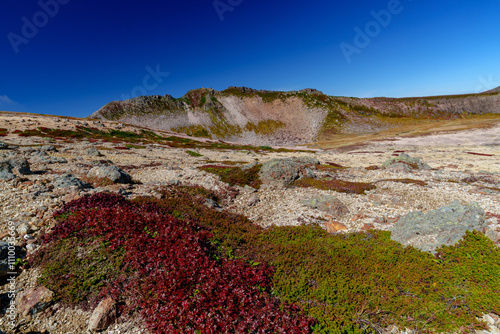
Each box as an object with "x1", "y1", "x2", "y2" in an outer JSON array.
[{"x1": 41, "y1": 193, "x2": 314, "y2": 333}]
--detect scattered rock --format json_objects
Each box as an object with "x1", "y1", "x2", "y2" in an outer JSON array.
[
  {"x1": 88, "y1": 297, "x2": 118, "y2": 333},
  {"x1": 259, "y1": 156, "x2": 319, "y2": 186},
  {"x1": 85, "y1": 147, "x2": 103, "y2": 157},
  {"x1": 87, "y1": 165, "x2": 132, "y2": 184},
  {"x1": 301, "y1": 196, "x2": 349, "y2": 216},
  {"x1": 0, "y1": 142, "x2": 8, "y2": 150},
  {"x1": 52, "y1": 173, "x2": 90, "y2": 189},
  {"x1": 18, "y1": 286, "x2": 54, "y2": 318},
  {"x1": 382, "y1": 153, "x2": 431, "y2": 171},
  {"x1": 247, "y1": 195, "x2": 260, "y2": 206},
  {"x1": 390, "y1": 200, "x2": 487, "y2": 253}
]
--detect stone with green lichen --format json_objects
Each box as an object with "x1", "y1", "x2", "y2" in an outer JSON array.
[
  {"x1": 382, "y1": 153, "x2": 431, "y2": 170},
  {"x1": 391, "y1": 200, "x2": 487, "y2": 253}
]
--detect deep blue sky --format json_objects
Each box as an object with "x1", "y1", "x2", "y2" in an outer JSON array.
[{"x1": 1, "y1": 0, "x2": 499, "y2": 117}]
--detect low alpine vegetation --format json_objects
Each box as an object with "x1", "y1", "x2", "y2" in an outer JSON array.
[
  {"x1": 198, "y1": 164, "x2": 262, "y2": 188},
  {"x1": 31, "y1": 186, "x2": 500, "y2": 334}
]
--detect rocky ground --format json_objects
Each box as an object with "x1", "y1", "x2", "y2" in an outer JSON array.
[{"x1": 0, "y1": 111, "x2": 499, "y2": 333}]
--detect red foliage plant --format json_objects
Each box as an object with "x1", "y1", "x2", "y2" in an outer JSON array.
[{"x1": 41, "y1": 193, "x2": 314, "y2": 333}]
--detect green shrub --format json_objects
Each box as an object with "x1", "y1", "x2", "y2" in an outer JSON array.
[
  {"x1": 186, "y1": 150, "x2": 203, "y2": 157},
  {"x1": 294, "y1": 177, "x2": 376, "y2": 194},
  {"x1": 199, "y1": 164, "x2": 262, "y2": 188}
]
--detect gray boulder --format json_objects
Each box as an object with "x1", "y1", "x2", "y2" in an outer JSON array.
[
  {"x1": 0, "y1": 157, "x2": 31, "y2": 178},
  {"x1": 88, "y1": 165, "x2": 132, "y2": 184},
  {"x1": 301, "y1": 196, "x2": 350, "y2": 216},
  {"x1": 0, "y1": 142, "x2": 8, "y2": 150},
  {"x1": 259, "y1": 156, "x2": 319, "y2": 186},
  {"x1": 382, "y1": 153, "x2": 431, "y2": 171},
  {"x1": 39, "y1": 145, "x2": 57, "y2": 152},
  {"x1": 30, "y1": 153, "x2": 67, "y2": 164},
  {"x1": 1, "y1": 241, "x2": 27, "y2": 277},
  {"x1": 52, "y1": 174, "x2": 90, "y2": 189},
  {"x1": 390, "y1": 201, "x2": 487, "y2": 253},
  {"x1": 85, "y1": 147, "x2": 103, "y2": 157}
]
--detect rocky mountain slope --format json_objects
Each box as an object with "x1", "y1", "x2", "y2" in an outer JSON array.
[{"x1": 91, "y1": 86, "x2": 500, "y2": 146}]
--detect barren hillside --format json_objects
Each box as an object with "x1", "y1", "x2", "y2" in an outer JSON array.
[{"x1": 91, "y1": 86, "x2": 500, "y2": 146}]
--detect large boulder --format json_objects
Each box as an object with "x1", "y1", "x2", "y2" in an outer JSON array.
[
  {"x1": 382, "y1": 153, "x2": 431, "y2": 171},
  {"x1": 390, "y1": 201, "x2": 487, "y2": 253},
  {"x1": 88, "y1": 165, "x2": 132, "y2": 184},
  {"x1": 52, "y1": 174, "x2": 90, "y2": 189},
  {"x1": 259, "y1": 156, "x2": 319, "y2": 186},
  {"x1": 0, "y1": 157, "x2": 31, "y2": 179},
  {"x1": 301, "y1": 196, "x2": 350, "y2": 216}
]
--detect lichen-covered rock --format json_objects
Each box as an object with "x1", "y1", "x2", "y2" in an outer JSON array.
[
  {"x1": 382, "y1": 153, "x2": 431, "y2": 171},
  {"x1": 301, "y1": 196, "x2": 350, "y2": 216},
  {"x1": 259, "y1": 156, "x2": 319, "y2": 186},
  {"x1": 390, "y1": 200, "x2": 487, "y2": 253},
  {"x1": 88, "y1": 165, "x2": 132, "y2": 184},
  {"x1": 52, "y1": 173, "x2": 89, "y2": 189}
]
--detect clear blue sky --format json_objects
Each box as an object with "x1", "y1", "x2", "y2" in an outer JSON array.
[{"x1": 1, "y1": 0, "x2": 499, "y2": 117}]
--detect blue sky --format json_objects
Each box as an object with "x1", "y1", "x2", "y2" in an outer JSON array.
[{"x1": 1, "y1": 0, "x2": 499, "y2": 117}]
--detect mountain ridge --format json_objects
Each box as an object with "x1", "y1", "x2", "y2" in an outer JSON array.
[{"x1": 91, "y1": 86, "x2": 500, "y2": 146}]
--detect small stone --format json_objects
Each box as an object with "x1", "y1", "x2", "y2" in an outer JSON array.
[
  {"x1": 361, "y1": 223, "x2": 375, "y2": 231},
  {"x1": 40, "y1": 145, "x2": 57, "y2": 152},
  {"x1": 17, "y1": 223, "x2": 33, "y2": 236},
  {"x1": 88, "y1": 297, "x2": 117, "y2": 332},
  {"x1": 324, "y1": 221, "x2": 348, "y2": 233},
  {"x1": 247, "y1": 195, "x2": 259, "y2": 207},
  {"x1": 26, "y1": 244, "x2": 39, "y2": 252},
  {"x1": 18, "y1": 286, "x2": 54, "y2": 318}
]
